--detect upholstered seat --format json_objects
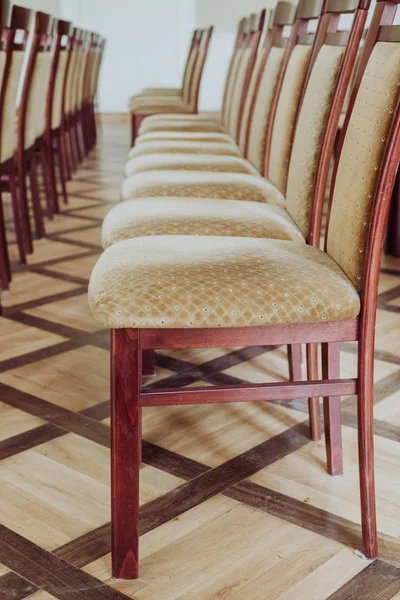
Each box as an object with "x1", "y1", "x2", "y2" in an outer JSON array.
[
  {"x1": 89, "y1": 236, "x2": 361, "y2": 329},
  {"x1": 102, "y1": 198, "x2": 305, "y2": 248},
  {"x1": 121, "y1": 171, "x2": 285, "y2": 206},
  {"x1": 129, "y1": 98, "x2": 194, "y2": 116},
  {"x1": 124, "y1": 153, "x2": 260, "y2": 177},
  {"x1": 138, "y1": 118, "x2": 228, "y2": 133},
  {"x1": 134, "y1": 131, "x2": 233, "y2": 148},
  {"x1": 138, "y1": 87, "x2": 182, "y2": 96},
  {"x1": 128, "y1": 140, "x2": 241, "y2": 161}
]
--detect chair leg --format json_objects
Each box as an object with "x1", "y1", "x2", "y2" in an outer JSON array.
[
  {"x1": 131, "y1": 112, "x2": 136, "y2": 148},
  {"x1": 39, "y1": 146, "x2": 55, "y2": 218},
  {"x1": 29, "y1": 153, "x2": 45, "y2": 239},
  {"x1": 56, "y1": 130, "x2": 69, "y2": 205},
  {"x1": 307, "y1": 344, "x2": 321, "y2": 440},
  {"x1": 358, "y1": 326, "x2": 378, "y2": 559},
  {"x1": 288, "y1": 344, "x2": 302, "y2": 381},
  {"x1": 0, "y1": 192, "x2": 11, "y2": 290},
  {"x1": 45, "y1": 133, "x2": 60, "y2": 214},
  {"x1": 111, "y1": 328, "x2": 141, "y2": 580},
  {"x1": 16, "y1": 154, "x2": 34, "y2": 254},
  {"x1": 61, "y1": 124, "x2": 73, "y2": 181},
  {"x1": 8, "y1": 173, "x2": 27, "y2": 265},
  {"x1": 322, "y1": 342, "x2": 343, "y2": 475}
]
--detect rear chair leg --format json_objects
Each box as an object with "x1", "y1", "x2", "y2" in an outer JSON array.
[
  {"x1": 307, "y1": 344, "x2": 322, "y2": 440},
  {"x1": 111, "y1": 329, "x2": 141, "y2": 580},
  {"x1": 322, "y1": 342, "x2": 343, "y2": 475}
]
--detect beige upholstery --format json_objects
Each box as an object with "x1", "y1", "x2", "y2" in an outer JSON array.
[
  {"x1": 239, "y1": 50, "x2": 266, "y2": 153},
  {"x1": 129, "y1": 98, "x2": 193, "y2": 116},
  {"x1": 65, "y1": 50, "x2": 78, "y2": 114},
  {"x1": 247, "y1": 46, "x2": 285, "y2": 173},
  {"x1": 327, "y1": 42, "x2": 400, "y2": 289},
  {"x1": 138, "y1": 118, "x2": 226, "y2": 134},
  {"x1": 142, "y1": 87, "x2": 182, "y2": 96},
  {"x1": 124, "y1": 154, "x2": 258, "y2": 177},
  {"x1": 222, "y1": 47, "x2": 243, "y2": 127},
  {"x1": 52, "y1": 51, "x2": 68, "y2": 129},
  {"x1": 102, "y1": 198, "x2": 304, "y2": 249},
  {"x1": 1, "y1": 52, "x2": 24, "y2": 162},
  {"x1": 25, "y1": 52, "x2": 52, "y2": 149},
  {"x1": 128, "y1": 141, "x2": 241, "y2": 162},
  {"x1": 182, "y1": 48, "x2": 198, "y2": 103},
  {"x1": 121, "y1": 171, "x2": 285, "y2": 206},
  {"x1": 134, "y1": 131, "x2": 232, "y2": 148},
  {"x1": 89, "y1": 236, "x2": 361, "y2": 329},
  {"x1": 268, "y1": 45, "x2": 312, "y2": 194},
  {"x1": 286, "y1": 45, "x2": 345, "y2": 237},
  {"x1": 227, "y1": 47, "x2": 252, "y2": 140}
]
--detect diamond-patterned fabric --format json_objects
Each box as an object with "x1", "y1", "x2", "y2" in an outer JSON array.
[
  {"x1": 89, "y1": 236, "x2": 360, "y2": 329},
  {"x1": 124, "y1": 153, "x2": 260, "y2": 177}
]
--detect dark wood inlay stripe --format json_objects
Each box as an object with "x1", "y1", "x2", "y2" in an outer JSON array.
[
  {"x1": 0, "y1": 525, "x2": 132, "y2": 600},
  {"x1": 327, "y1": 560, "x2": 400, "y2": 599},
  {"x1": 0, "y1": 340, "x2": 81, "y2": 373},
  {"x1": 0, "y1": 571, "x2": 36, "y2": 600}
]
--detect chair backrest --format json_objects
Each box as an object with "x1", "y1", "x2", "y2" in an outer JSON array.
[
  {"x1": 18, "y1": 11, "x2": 54, "y2": 152},
  {"x1": 47, "y1": 18, "x2": 72, "y2": 132},
  {"x1": 264, "y1": 0, "x2": 325, "y2": 189},
  {"x1": 64, "y1": 27, "x2": 81, "y2": 118},
  {"x1": 285, "y1": 0, "x2": 370, "y2": 244},
  {"x1": 245, "y1": 1, "x2": 297, "y2": 172},
  {"x1": 221, "y1": 16, "x2": 249, "y2": 126},
  {"x1": 181, "y1": 28, "x2": 199, "y2": 94},
  {"x1": 75, "y1": 30, "x2": 91, "y2": 114},
  {"x1": 325, "y1": 0, "x2": 400, "y2": 299},
  {"x1": 187, "y1": 26, "x2": 214, "y2": 113},
  {"x1": 0, "y1": 0, "x2": 11, "y2": 29},
  {"x1": 90, "y1": 36, "x2": 105, "y2": 105},
  {"x1": 82, "y1": 31, "x2": 98, "y2": 107},
  {"x1": 182, "y1": 29, "x2": 201, "y2": 104},
  {"x1": 227, "y1": 10, "x2": 266, "y2": 142}
]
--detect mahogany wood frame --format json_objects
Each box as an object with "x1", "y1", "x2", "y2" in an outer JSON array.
[
  {"x1": 0, "y1": 3, "x2": 32, "y2": 291},
  {"x1": 45, "y1": 18, "x2": 72, "y2": 211},
  {"x1": 242, "y1": 2, "x2": 297, "y2": 159},
  {"x1": 107, "y1": 0, "x2": 400, "y2": 579},
  {"x1": 130, "y1": 26, "x2": 213, "y2": 147},
  {"x1": 17, "y1": 10, "x2": 54, "y2": 246}
]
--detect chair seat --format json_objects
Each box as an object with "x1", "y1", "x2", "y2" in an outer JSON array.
[
  {"x1": 121, "y1": 171, "x2": 285, "y2": 206},
  {"x1": 101, "y1": 198, "x2": 305, "y2": 249},
  {"x1": 139, "y1": 119, "x2": 227, "y2": 135},
  {"x1": 124, "y1": 153, "x2": 259, "y2": 177},
  {"x1": 140, "y1": 87, "x2": 182, "y2": 96},
  {"x1": 130, "y1": 98, "x2": 194, "y2": 116},
  {"x1": 129, "y1": 141, "x2": 241, "y2": 160},
  {"x1": 89, "y1": 236, "x2": 361, "y2": 329},
  {"x1": 135, "y1": 132, "x2": 233, "y2": 147}
]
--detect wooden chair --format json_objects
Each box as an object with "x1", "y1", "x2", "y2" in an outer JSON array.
[
  {"x1": 0, "y1": 3, "x2": 32, "y2": 289},
  {"x1": 89, "y1": 0, "x2": 400, "y2": 579},
  {"x1": 130, "y1": 27, "x2": 214, "y2": 146},
  {"x1": 45, "y1": 18, "x2": 72, "y2": 211},
  {"x1": 62, "y1": 27, "x2": 82, "y2": 177},
  {"x1": 17, "y1": 10, "x2": 55, "y2": 244},
  {"x1": 81, "y1": 32, "x2": 100, "y2": 155}
]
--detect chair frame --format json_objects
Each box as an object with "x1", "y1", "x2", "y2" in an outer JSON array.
[
  {"x1": 0, "y1": 3, "x2": 32, "y2": 291},
  {"x1": 45, "y1": 17, "x2": 72, "y2": 211},
  {"x1": 17, "y1": 10, "x2": 55, "y2": 244},
  {"x1": 130, "y1": 27, "x2": 213, "y2": 146},
  {"x1": 106, "y1": 0, "x2": 400, "y2": 580}
]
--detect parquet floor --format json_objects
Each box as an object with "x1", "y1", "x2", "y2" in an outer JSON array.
[{"x1": 0, "y1": 119, "x2": 400, "y2": 600}]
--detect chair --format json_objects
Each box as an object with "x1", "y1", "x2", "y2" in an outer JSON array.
[
  {"x1": 130, "y1": 27, "x2": 214, "y2": 146},
  {"x1": 89, "y1": 0, "x2": 400, "y2": 579},
  {"x1": 62, "y1": 27, "x2": 82, "y2": 177},
  {"x1": 17, "y1": 10, "x2": 55, "y2": 243},
  {"x1": 45, "y1": 18, "x2": 72, "y2": 211},
  {"x1": 0, "y1": 3, "x2": 32, "y2": 289},
  {"x1": 102, "y1": 0, "x2": 367, "y2": 442}
]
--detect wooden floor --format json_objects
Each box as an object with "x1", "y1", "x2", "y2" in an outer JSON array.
[{"x1": 0, "y1": 120, "x2": 400, "y2": 600}]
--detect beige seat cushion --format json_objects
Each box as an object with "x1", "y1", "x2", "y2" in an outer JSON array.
[
  {"x1": 130, "y1": 99, "x2": 194, "y2": 116},
  {"x1": 139, "y1": 113, "x2": 221, "y2": 134},
  {"x1": 140, "y1": 87, "x2": 182, "y2": 96},
  {"x1": 139, "y1": 119, "x2": 227, "y2": 135},
  {"x1": 89, "y1": 236, "x2": 361, "y2": 329},
  {"x1": 133, "y1": 132, "x2": 234, "y2": 150},
  {"x1": 124, "y1": 154, "x2": 260, "y2": 177},
  {"x1": 121, "y1": 171, "x2": 285, "y2": 206},
  {"x1": 129, "y1": 141, "x2": 242, "y2": 160},
  {"x1": 102, "y1": 198, "x2": 305, "y2": 249}
]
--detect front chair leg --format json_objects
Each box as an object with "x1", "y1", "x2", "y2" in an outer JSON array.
[
  {"x1": 358, "y1": 326, "x2": 378, "y2": 559},
  {"x1": 322, "y1": 342, "x2": 343, "y2": 475},
  {"x1": 111, "y1": 329, "x2": 141, "y2": 580},
  {"x1": 307, "y1": 344, "x2": 322, "y2": 440}
]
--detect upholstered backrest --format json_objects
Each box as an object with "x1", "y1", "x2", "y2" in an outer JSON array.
[
  {"x1": 238, "y1": 50, "x2": 266, "y2": 153},
  {"x1": 285, "y1": 44, "x2": 346, "y2": 236},
  {"x1": 221, "y1": 47, "x2": 243, "y2": 127},
  {"x1": 77, "y1": 44, "x2": 90, "y2": 110},
  {"x1": 182, "y1": 48, "x2": 197, "y2": 103},
  {"x1": 65, "y1": 48, "x2": 78, "y2": 114},
  {"x1": 227, "y1": 47, "x2": 253, "y2": 140},
  {"x1": 247, "y1": 46, "x2": 285, "y2": 172},
  {"x1": 268, "y1": 44, "x2": 312, "y2": 193},
  {"x1": 24, "y1": 51, "x2": 52, "y2": 147},
  {"x1": 52, "y1": 50, "x2": 68, "y2": 129},
  {"x1": 72, "y1": 50, "x2": 85, "y2": 111},
  {"x1": 327, "y1": 42, "x2": 400, "y2": 289},
  {"x1": 0, "y1": 50, "x2": 24, "y2": 162}
]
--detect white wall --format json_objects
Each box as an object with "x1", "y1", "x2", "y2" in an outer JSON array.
[
  {"x1": 16, "y1": 0, "x2": 60, "y2": 13},
  {"x1": 60, "y1": 0, "x2": 197, "y2": 113}
]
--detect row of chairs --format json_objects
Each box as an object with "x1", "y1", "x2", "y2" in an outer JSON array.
[
  {"x1": 89, "y1": 0, "x2": 400, "y2": 580},
  {"x1": 0, "y1": 1, "x2": 105, "y2": 294}
]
